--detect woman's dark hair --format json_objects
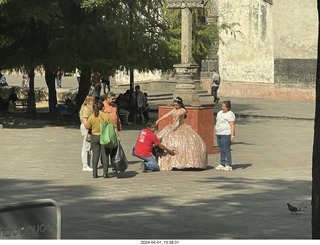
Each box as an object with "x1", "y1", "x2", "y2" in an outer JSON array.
[
  {"x1": 223, "y1": 100, "x2": 231, "y2": 110},
  {"x1": 173, "y1": 96, "x2": 187, "y2": 119},
  {"x1": 93, "y1": 101, "x2": 104, "y2": 117}
]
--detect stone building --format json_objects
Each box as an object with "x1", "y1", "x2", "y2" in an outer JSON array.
[
  {"x1": 115, "y1": 0, "x2": 317, "y2": 100},
  {"x1": 201, "y1": 0, "x2": 317, "y2": 100}
]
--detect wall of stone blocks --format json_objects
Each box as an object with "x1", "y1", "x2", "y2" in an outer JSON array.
[{"x1": 274, "y1": 59, "x2": 316, "y2": 88}]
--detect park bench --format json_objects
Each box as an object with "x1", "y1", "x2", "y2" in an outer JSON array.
[{"x1": 15, "y1": 99, "x2": 27, "y2": 111}]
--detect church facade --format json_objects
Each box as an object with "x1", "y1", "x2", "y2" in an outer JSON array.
[{"x1": 201, "y1": 0, "x2": 317, "y2": 100}]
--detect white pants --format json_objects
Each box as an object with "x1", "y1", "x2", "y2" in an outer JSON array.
[{"x1": 80, "y1": 124, "x2": 91, "y2": 167}]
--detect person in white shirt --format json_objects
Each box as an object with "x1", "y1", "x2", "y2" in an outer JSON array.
[{"x1": 214, "y1": 100, "x2": 235, "y2": 171}]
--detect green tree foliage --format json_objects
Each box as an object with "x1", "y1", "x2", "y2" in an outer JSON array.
[
  {"x1": 161, "y1": 5, "x2": 181, "y2": 65},
  {"x1": 79, "y1": 0, "x2": 171, "y2": 90},
  {"x1": 1, "y1": 0, "x2": 230, "y2": 116},
  {"x1": 0, "y1": 0, "x2": 61, "y2": 118},
  {"x1": 162, "y1": 1, "x2": 235, "y2": 67}
]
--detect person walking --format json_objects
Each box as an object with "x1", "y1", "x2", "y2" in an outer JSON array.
[
  {"x1": 85, "y1": 101, "x2": 117, "y2": 178},
  {"x1": 56, "y1": 70, "x2": 62, "y2": 88},
  {"x1": 214, "y1": 100, "x2": 235, "y2": 171},
  {"x1": 133, "y1": 85, "x2": 146, "y2": 124},
  {"x1": 133, "y1": 122, "x2": 175, "y2": 172},
  {"x1": 209, "y1": 70, "x2": 220, "y2": 103},
  {"x1": 79, "y1": 95, "x2": 95, "y2": 172},
  {"x1": 76, "y1": 69, "x2": 81, "y2": 84},
  {"x1": 101, "y1": 76, "x2": 110, "y2": 94},
  {"x1": 91, "y1": 75, "x2": 101, "y2": 99}
]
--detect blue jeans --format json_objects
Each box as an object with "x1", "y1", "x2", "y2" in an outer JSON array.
[
  {"x1": 136, "y1": 155, "x2": 159, "y2": 171},
  {"x1": 56, "y1": 78, "x2": 61, "y2": 86},
  {"x1": 94, "y1": 85, "x2": 101, "y2": 98},
  {"x1": 217, "y1": 135, "x2": 232, "y2": 166},
  {"x1": 211, "y1": 86, "x2": 219, "y2": 101}
]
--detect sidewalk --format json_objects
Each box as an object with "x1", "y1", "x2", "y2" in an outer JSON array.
[{"x1": 0, "y1": 74, "x2": 315, "y2": 240}]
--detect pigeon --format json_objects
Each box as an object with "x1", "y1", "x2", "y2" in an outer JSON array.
[{"x1": 287, "y1": 203, "x2": 301, "y2": 213}]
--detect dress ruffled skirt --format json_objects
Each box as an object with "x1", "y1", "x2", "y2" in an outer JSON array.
[{"x1": 157, "y1": 124, "x2": 208, "y2": 171}]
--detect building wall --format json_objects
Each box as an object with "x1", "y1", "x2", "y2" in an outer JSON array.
[
  {"x1": 214, "y1": 0, "x2": 274, "y2": 84},
  {"x1": 114, "y1": 69, "x2": 162, "y2": 85},
  {"x1": 273, "y1": 0, "x2": 317, "y2": 60},
  {"x1": 115, "y1": 0, "x2": 318, "y2": 100},
  {"x1": 273, "y1": 0, "x2": 318, "y2": 88}
]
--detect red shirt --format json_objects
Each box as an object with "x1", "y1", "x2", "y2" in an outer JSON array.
[{"x1": 135, "y1": 129, "x2": 160, "y2": 157}]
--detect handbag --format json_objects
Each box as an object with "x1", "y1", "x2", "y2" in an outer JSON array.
[
  {"x1": 111, "y1": 142, "x2": 128, "y2": 173},
  {"x1": 85, "y1": 133, "x2": 91, "y2": 142},
  {"x1": 99, "y1": 115, "x2": 118, "y2": 149},
  {"x1": 85, "y1": 129, "x2": 92, "y2": 142}
]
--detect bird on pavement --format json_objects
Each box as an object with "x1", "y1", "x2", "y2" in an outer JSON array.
[{"x1": 287, "y1": 203, "x2": 301, "y2": 213}]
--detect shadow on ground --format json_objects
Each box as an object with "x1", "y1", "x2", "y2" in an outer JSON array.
[{"x1": 0, "y1": 176, "x2": 311, "y2": 239}]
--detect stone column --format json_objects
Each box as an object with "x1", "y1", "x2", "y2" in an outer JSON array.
[
  {"x1": 159, "y1": 0, "x2": 218, "y2": 155},
  {"x1": 167, "y1": 0, "x2": 205, "y2": 103},
  {"x1": 181, "y1": 7, "x2": 192, "y2": 65}
]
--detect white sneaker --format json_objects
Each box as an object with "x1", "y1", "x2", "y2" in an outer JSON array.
[
  {"x1": 223, "y1": 165, "x2": 233, "y2": 171},
  {"x1": 215, "y1": 164, "x2": 225, "y2": 170},
  {"x1": 82, "y1": 166, "x2": 93, "y2": 172}
]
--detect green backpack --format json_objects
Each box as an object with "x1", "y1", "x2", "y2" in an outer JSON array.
[{"x1": 99, "y1": 115, "x2": 118, "y2": 149}]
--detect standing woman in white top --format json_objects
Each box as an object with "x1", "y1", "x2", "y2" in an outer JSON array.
[{"x1": 214, "y1": 100, "x2": 235, "y2": 171}]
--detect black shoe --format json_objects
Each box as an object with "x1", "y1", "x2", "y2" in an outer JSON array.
[
  {"x1": 103, "y1": 174, "x2": 110, "y2": 178},
  {"x1": 140, "y1": 162, "x2": 147, "y2": 173},
  {"x1": 216, "y1": 98, "x2": 220, "y2": 103},
  {"x1": 93, "y1": 174, "x2": 98, "y2": 178}
]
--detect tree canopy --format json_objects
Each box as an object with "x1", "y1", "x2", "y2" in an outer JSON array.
[{"x1": 0, "y1": 0, "x2": 222, "y2": 116}]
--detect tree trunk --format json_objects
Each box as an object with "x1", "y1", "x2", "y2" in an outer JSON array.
[
  {"x1": 312, "y1": 0, "x2": 320, "y2": 239},
  {"x1": 75, "y1": 65, "x2": 91, "y2": 113},
  {"x1": 130, "y1": 68, "x2": 134, "y2": 91},
  {"x1": 44, "y1": 69, "x2": 58, "y2": 114},
  {"x1": 26, "y1": 67, "x2": 37, "y2": 119},
  {"x1": 26, "y1": 17, "x2": 37, "y2": 119}
]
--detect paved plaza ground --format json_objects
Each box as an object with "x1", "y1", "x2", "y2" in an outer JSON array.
[{"x1": 0, "y1": 74, "x2": 316, "y2": 240}]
